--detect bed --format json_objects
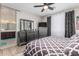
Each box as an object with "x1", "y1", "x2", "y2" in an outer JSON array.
[
  {"x1": 24, "y1": 36, "x2": 69, "y2": 56},
  {"x1": 24, "y1": 34, "x2": 79, "y2": 56}
]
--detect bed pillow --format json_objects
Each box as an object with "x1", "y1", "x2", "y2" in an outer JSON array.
[
  {"x1": 66, "y1": 34, "x2": 79, "y2": 47},
  {"x1": 64, "y1": 39, "x2": 79, "y2": 56},
  {"x1": 70, "y1": 34, "x2": 79, "y2": 40}
]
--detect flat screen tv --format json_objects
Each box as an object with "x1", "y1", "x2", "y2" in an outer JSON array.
[{"x1": 38, "y1": 22, "x2": 47, "y2": 27}]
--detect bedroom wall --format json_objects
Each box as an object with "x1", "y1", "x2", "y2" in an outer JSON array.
[
  {"x1": 51, "y1": 8, "x2": 79, "y2": 37},
  {"x1": 40, "y1": 16, "x2": 47, "y2": 22},
  {"x1": 16, "y1": 11, "x2": 41, "y2": 31},
  {"x1": 51, "y1": 12, "x2": 65, "y2": 37}
]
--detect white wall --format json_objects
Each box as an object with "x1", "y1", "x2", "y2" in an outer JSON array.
[
  {"x1": 51, "y1": 12, "x2": 65, "y2": 37},
  {"x1": 40, "y1": 16, "x2": 47, "y2": 22},
  {"x1": 51, "y1": 8, "x2": 79, "y2": 37},
  {"x1": 16, "y1": 8, "x2": 79, "y2": 37},
  {"x1": 16, "y1": 11, "x2": 41, "y2": 31}
]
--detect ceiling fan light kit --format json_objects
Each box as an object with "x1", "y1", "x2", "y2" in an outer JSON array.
[
  {"x1": 34, "y1": 3, "x2": 55, "y2": 12},
  {"x1": 43, "y1": 5, "x2": 48, "y2": 10}
]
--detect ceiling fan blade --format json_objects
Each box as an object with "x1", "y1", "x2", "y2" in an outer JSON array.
[
  {"x1": 47, "y1": 3, "x2": 54, "y2": 5},
  {"x1": 44, "y1": 3, "x2": 48, "y2": 5},
  {"x1": 34, "y1": 5, "x2": 44, "y2": 7},
  {"x1": 48, "y1": 7, "x2": 54, "y2": 10},
  {"x1": 41, "y1": 8, "x2": 44, "y2": 12}
]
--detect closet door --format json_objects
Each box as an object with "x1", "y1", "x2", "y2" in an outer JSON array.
[{"x1": 1, "y1": 6, "x2": 16, "y2": 30}]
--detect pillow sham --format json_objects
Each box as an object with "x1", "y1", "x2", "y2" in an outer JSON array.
[{"x1": 70, "y1": 34, "x2": 79, "y2": 40}]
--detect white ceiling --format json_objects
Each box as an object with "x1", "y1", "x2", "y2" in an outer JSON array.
[{"x1": 2, "y1": 3, "x2": 79, "y2": 16}]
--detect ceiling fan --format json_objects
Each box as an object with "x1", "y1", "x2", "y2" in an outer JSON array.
[{"x1": 34, "y1": 3, "x2": 55, "y2": 12}]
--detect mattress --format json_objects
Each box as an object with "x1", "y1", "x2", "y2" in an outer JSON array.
[{"x1": 24, "y1": 36, "x2": 70, "y2": 56}]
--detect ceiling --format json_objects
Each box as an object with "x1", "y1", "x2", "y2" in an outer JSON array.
[{"x1": 2, "y1": 3, "x2": 79, "y2": 16}]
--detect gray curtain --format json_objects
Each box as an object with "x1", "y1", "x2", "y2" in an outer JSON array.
[
  {"x1": 47, "y1": 16, "x2": 51, "y2": 36},
  {"x1": 65, "y1": 10, "x2": 75, "y2": 38}
]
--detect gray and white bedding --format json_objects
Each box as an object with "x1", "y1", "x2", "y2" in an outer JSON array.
[
  {"x1": 24, "y1": 34, "x2": 79, "y2": 56},
  {"x1": 24, "y1": 36, "x2": 70, "y2": 56},
  {"x1": 64, "y1": 34, "x2": 79, "y2": 56}
]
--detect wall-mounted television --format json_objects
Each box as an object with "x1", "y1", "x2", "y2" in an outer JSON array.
[{"x1": 38, "y1": 22, "x2": 47, "y2": 27}]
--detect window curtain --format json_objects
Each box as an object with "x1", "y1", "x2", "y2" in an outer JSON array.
[
  {"x1": 65, "y1": 10, "x2": 75, "y2": 38},
  {"x1": 47, "y1": 16, "x2": 51, "y2": 36}
]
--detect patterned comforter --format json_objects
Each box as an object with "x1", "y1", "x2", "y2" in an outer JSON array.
[{"x1": 24, "y1": 36, "x2": 70, "y2": 56}]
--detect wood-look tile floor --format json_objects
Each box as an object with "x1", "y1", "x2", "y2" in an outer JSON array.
[{"x1": 0, "y1": 45, "x2": 26, "y2": 56}]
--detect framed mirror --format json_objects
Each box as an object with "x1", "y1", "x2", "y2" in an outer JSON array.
[{"x1": 20, "y1": 19, "x2": 34, "y2": 31}]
